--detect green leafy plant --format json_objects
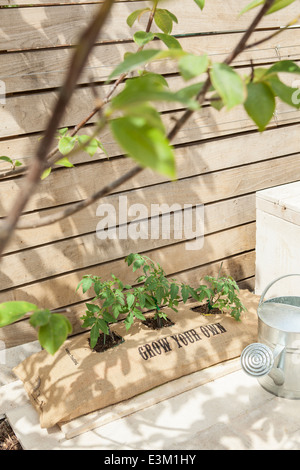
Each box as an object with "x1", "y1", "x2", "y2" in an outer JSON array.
[
  {"x1": 77, "y1": 273, "x2": 151, "y2": 350},
  {"x1": 77, "y1": 253, "x2": 200, "y2": 348},
  {"x1": 0, "y1": 156, "x2": 22, "y2": 170},
  {"x1": 195, "y1": 265, "x2": 247, "y2": 321},
  {"x1": 41, "y1": 128, "x2": 108, "y2": 180},
  {"x1": 78, "y1": 275, "x2": 125, "y2": 349},
  {"x1": 125, "y1": 253, "x2": 199, "y2": 328}
]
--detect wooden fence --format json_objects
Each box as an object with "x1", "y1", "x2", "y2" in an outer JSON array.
[{"x1": 0, "y1": 0, "x2": 300, "y2": 348}]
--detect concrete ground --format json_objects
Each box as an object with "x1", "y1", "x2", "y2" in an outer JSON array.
[{"x1": 1, "y1": 340, "x2": 300, "y2": 450}]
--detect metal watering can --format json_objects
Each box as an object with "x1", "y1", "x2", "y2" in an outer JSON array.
[{"x1": 241, "y1": 275, "x2": 300, "y2": 399}]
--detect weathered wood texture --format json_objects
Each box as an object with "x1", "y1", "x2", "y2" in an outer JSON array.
[{"x1": 0, "y1": 0, "x2": 299, "y2": 347}]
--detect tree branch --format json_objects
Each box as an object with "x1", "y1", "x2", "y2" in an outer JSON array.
[{"x1": 0, "y1": 0, "x2": 116, "y2": 255}]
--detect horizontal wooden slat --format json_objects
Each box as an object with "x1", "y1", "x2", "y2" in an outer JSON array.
[
  {"x1": 2, "y1": 28, "x2": 300, "y2": 94},
  {"x1": 0, "y1": 193, "x2": 256, "y2": 303},
  {"x1": 2, "y1": 150, "x2": 300, "y2": 290},
  {"x1": 2, "y1": 124, "x2": 299, "y2": 254},
  {"x1": 3, "y1": 224, "x2": 254, "y2": 307},
  {"x1": 1, "y1": 104, "x2": 299, "y2": 173},
  {"x1": 0, "y1": 249, "x2": 255, "y2": 349},
  {"x1": 1, "y1": 124, "x2": 299, "y2": 219},
  {"x1": 1, "y1": 66, "x2": 300, "y2": 139},
  {"x1": 0, "y1": 1, "x2": 299, "y2": 52},
  {"x1": 0, "y1": 191, "x2": 255, "y2": 290},
  {"x1": 1, "y1": 0, "x2": 145, "y2": 4}
]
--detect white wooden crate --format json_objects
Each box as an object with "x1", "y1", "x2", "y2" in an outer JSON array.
[{"x1": 255, "y1": 181, "x2": 300, "y2": 298}]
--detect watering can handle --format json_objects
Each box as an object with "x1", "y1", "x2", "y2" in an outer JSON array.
[{"x1": 259, "y1": 274, "x2": 300, "y2": 306}]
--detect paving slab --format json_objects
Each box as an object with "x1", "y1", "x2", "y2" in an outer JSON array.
[
  {"x1": 5, "y1": 363, "x2": 300, "y2": 450},
  {"x1": 0, "y1": 379, "x2": 29, "y2": 420},
  {"x1": 0, "y1": 341, "x2": 41, "y2": 386},
  {"x1": 0, "y1": 340, "x2": 42, "y2": 419},
  {"x1": 59, "y1": 358, "x2": 241, "y2": 439}
]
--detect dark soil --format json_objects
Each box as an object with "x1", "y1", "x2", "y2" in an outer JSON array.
[
  {"x1": 90, "y1": 331, "x2": 124, "y2": 353},
  {"x1": 191, "y1": 303, "x2": 222, "y2": 315},
  {"x1": 143, "y1": 316, "x2": 175, "y2": 330},
  {"x1": 0, "y1": 418, "x2": 22, "y2": 451}
]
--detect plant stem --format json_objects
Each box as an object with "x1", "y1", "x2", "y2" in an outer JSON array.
[{"x1": 244, "y1": 15, "x2": 300, "y2": 50}]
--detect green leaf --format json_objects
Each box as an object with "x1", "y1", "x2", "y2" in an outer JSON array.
[
  {"x1": 97, "y1": 140, "x2": 109, "y2": 158},
  {"x1": 137, "y1": 291, "x2": 145, "y2": 307},
  {"x1": 58, "y1": 136, "x2": 77, "y2": 156},
  {"x1": 133, "y1": 309, "x2": 145, "y2": 321},
  {"x1": 156, "y1": 286, "x2": 164, "y2": 305},
  {"x1": 266, "y1": 0, "x2": 297, "y2": 14},
  {"x1": 175, "y1": 82, "x2": 204, "y2": 101},
  {"x1": 111, "y1": 73, "x2": 199, "y2": 111},
  {"x1": 244, "y1": 81, "x2": 276, "y2": 132},
  {"x1": 179, "y1": 54, "x2": 209, "y2": 81},
  {"x1": 181, "y1": 285, "x2": 190, "y2": 303},
  {"x1": 266, "y1": 60, "x2": 300, "y2": 77},
  {"x1": 38, "y1": 314, "x2": 72, "y2": 355},
  {"x1": 240, "y1": 0, "x2": 296, "y2": 15},
  {"x1": 85, "y1": 303, "x2": 101, "y2": 314},
  {"x1": 193, "y1": 0, "x2": 205, "y2": 9},
  {"x1": 124, "y1": 312, "x2": 134, "y2": 331},
  {"x1": 111, "y1": 304, "x2": 121, "y2": 319},
  {"x1": 266, "y1": 76, "x2": 300, "y2": 109},
  {"x1": 90, "y1": 323, "x2": 100, "y2": 348},
  {"x1": 133, "y1": 31, "x2": 182, "y2": 50},
  {"x1": 102, "y1": 311, "x2": 116, "y2": 323},
  {"x1": 41, "y1": 167, "x2": 52, "y2": 180},
  {"x1": 110, "y1": 114, "x2": 176, "y2": 179},
  {"x1": 126, "y1": 293, "x2": 135, "y2": 309},
  {"x1": 133, "y1": 257, "x2": 146, "y2": 272},
  {"x1": 57, "y1": 127, "x2": 68, "y2": 137},
  {"x1": 0, "y1": 157, "x2": 22, "y2": 169},
  {"x1": 78, "y1": 135, "x2": 101, "y2": 157},
  {"x1": 29, "y1": 309, "x2": 52, "y2": 328},
  {"x1": 109, "y1": 49, "x2": 160, "y2": 80},
  {"x1": 81, "y1": 315, "x2": 97, "y2": 328},
  {"x1": 133, "y1": 31, "x2": 155, "y2": 47},
  {"x1": 170, "y1": 283, "x2": 179, "y2": 300},
  {"x1": 154, "y1": 9, "x2": 178, "y2": 34},
  {"x1": 0, "y1": 301, "x2": 39, "y2": 327},
  {"x1": 126, "y1": 8, "x2": 151, "y2": 27},
  {"x1": 210, "y1": 93, "x2": 224, "y2": 111},
  {"x1": 240, "y1": 0, "x2": 264, "y2": 14},
  {"x1": 92, "y1": 280, "x2": 102, "y2": 296},
  {"x1": 55, "y1": 156, "x2": 74, "y2": 168},
  {"x1": 210, "y1": 63, "x2": 246, "y2": 110},
  {"x1": 0, "y1": 156, "x2": 13, "y2": 165},
  {"x1": 97, "y1": 318, "x2": 109, "y2": 335},
  {"x1": 77, "y1": 277, "x2": 93, "y2": 294},
  {"x1": 155, "y1": 33, "x2": 182, "y2": 50}
]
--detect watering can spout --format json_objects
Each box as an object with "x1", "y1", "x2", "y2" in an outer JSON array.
[{"x1": 240, "y1": 343, "x2": 285, "y2": 386}]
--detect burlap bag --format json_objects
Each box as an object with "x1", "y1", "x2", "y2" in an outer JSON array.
[{"x1": 13, "y1": 289, "x2": 259, "y2": 429}]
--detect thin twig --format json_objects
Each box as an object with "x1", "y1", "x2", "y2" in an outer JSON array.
[
  {"x1": 15, "y1": 0, "x2": 276, "y2": 231},
  {"x1": 0, "y1": 0, "x2": 116, "y2": 255},
  {"x1": 245, "y1": 15, "x2": 300, "y2": 50}
]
